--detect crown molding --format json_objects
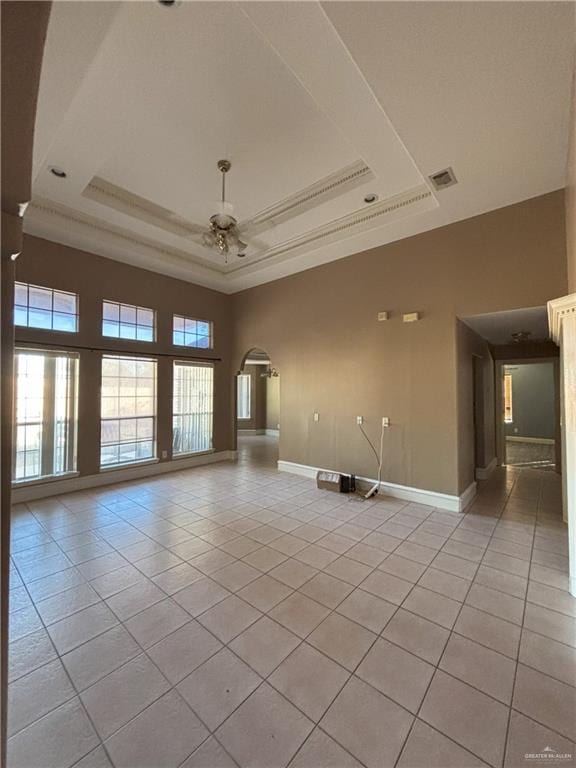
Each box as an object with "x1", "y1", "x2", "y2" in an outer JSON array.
[
  {"x1": 242, "y1": 160, "x2": 374, "y2": 234},
  {"x1": 228, "y1": 184, "x2": 435, "y2": 274},
  {"x1": 547, "y1": 293, "x2": 576, "y2": 343},
  {"x1": 26, "y1": 197, "x2": 223, "y2": 273},
  {"x1": 83, "y1": 176, "x2": 206, "y2": 238}
]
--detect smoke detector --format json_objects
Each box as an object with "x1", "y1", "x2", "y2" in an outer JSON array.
[{"x1": 429, "y1": 167, "x2": 457, "y2": 191}]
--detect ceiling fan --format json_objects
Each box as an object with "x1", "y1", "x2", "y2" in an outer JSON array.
[{"x1": 201, "y1": 160, "x2": 248, "y2": 260}]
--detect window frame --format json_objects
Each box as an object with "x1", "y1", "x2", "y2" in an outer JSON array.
[
  {"x1": 101, "y1": 299, "x2": 156, "y2": 343},
  {"x1": 12, "y1": 347, "x2": 79, "y2": 485},
  {"x1": 99, "y1": 354, "x2": 158, "y2": 469},
  {"x1": 172, "y1": 314, "x2": 213, "y2": 350},
  {"x1": 237, "y1": 373, "x2": 251, "y2": 421},
  {"x1": 14, "y1": 281, "x2": 79, "y2": 334},
  {"x1": 503, "y1": 372, "x2": 513, "y2": 424},
  {"x1": 172, "y1": 360, "x2": 214, "y2": 457}
]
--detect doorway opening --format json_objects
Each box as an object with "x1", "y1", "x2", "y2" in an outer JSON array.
[
  {"x1": 499, "y1": 360, "x2": 559, "y2": 471},
  {"x1": 236, "y1": 348, "x2": 279, "y2": 467}
]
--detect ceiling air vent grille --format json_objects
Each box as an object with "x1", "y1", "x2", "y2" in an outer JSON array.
[{"x1": 429, "y1": 167, "x2": 457, "y2": 191}]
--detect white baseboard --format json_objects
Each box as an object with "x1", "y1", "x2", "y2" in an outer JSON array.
[
  {"x1": 238, "y1": 429, "x2": 266, "y2": 436},
  {"x1": 13, "y1": 450, "x2": 237, "y2": 503},
  {"x1": 476, "y1": 456, "x2": 498, "y2": 480},
  {"x1": 277, "y1": 460, "x2": 476, "y2": 512},
  {"x1": 506, "y1": 436, "x2": 555, "y2": 445},
  {"x1": 265, "y1": 429, "x2": 280, "y2": 437}
]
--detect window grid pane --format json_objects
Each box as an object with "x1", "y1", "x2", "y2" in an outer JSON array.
[
  {"x1": 100, "y1": 355, "x2": 157, "y2": 467},
  {"x1": 102, "y1": 300, "x2": 156, "y2": 343},
  {"x1": 13, "y1": 351, "x2": 78, "y2": 482},
  {"x1": 14, "y1": 282, "x2": 78, "y2": 333},
  {"x1": 172, "y1": 314, "x2": 213, "y2": 349},
  {"x1": 173, "y1": 362, "x2": 214, "y2": 455},
  {"x1": 237, "y1": 374, "x2": 251, "y2": 420}
]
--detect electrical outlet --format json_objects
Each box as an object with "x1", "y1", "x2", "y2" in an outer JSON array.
[
  {"x1": 377, "y1": 311, "x2": 389, "y2": 322},
  {"x1": 382, "y1": 417, "x2": 390, "y2": 427},
  {"x1": 313, "y1": 412, "x2": 320, "y2": 422},
  {"x1": 161, "y1": 450, "x2": 168, "y2": 459},
  {"x1": 356, "y1": 416, "x2": 363, "y2": 425}
]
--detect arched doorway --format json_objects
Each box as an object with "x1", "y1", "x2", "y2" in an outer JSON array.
[{"x1": 236, "y1": 348, "x2": 279, "y2": 467}]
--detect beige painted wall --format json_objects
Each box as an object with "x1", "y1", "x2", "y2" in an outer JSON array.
[
  {"x1": 566, "y1": 34, "x2": 576, "y2": 294},
  {"x1": 456, "y1": 320, "x2": 495, "y2": 490},
  {"x1": 15, "y1": 235, "x2": 235, "y2": 479},
  {"x1": 266, "y1": 376, "x2": 280, "y2": 431},
  {"x1": 233, "y1": 191, "x2": 568, "y2": 497}
]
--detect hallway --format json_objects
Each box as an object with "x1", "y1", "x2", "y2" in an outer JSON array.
[{"x1": 7, "y1": 447, "x2": 575, "y2": 768}]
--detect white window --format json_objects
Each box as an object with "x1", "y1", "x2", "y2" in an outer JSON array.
[
  {"x1": 173, "y1": 314, "x2": 213, "y2": 349},
  {"x1": 14, "y1": 281, "x2": 78, "y2": 333},
  {"x1": 504, "y1": 372, "x2": 513, "y2": 424},
  {"x1": 102, "y1": 300, "x2": 155, "y2": 342},
  {"x1": 173, "y1": 362, "x2": 214, "y2": 455},
  {"x1": 13, "y1": 350, "x2": 79, "y2": 482},
  {"x1": 100, "y1": 356, "x2": 157, "y2": 467},
  {"x1": 237, "y1": 374, "x2": 251, "y2": 420}
]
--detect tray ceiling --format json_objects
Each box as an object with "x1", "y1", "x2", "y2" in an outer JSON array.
[{"x1": 26, "y1": 1, "x2": 574, "y2": 293}]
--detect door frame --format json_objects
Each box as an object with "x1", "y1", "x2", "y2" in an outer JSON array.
[{"x1": 495, "y1": 357, "x2": 561, "y2": 471}]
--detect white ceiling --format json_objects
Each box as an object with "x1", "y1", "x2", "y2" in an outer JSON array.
[
  {"x1": 27, "y1": 1, "x2": 574, "y2": 293},
  {"x1": 461, "y1": 306, "x2": 550, "y2": 345}
]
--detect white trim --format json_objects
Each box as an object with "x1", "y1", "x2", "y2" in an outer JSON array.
[
  {"x1": 265, "y1": 429, "x2": 280, "y2": 437},
  {"x1": 277, "y1": 460, "x2": 476, "y2": 512},
  {"x1": 12, "y1": 450, "x2": 237, "y2": 503},
  {"x1": 475, "y1": 456, "x2": 497, "y2": 480},
  {"x1": 547, "y1": 293, "x2": 576, "y2": 343},
  {"x1": 505, "y1": 436, "x2": 555, "y2": 445},
  {"x1": 238, "y1": 429, "x2": 266, "y2": 436}
]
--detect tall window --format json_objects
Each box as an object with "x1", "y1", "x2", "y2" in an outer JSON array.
[
  {"x1": 102, "y1": 300, "x2": 155, "y2": 342},
  {"x1": 100, "y1": 356, "x2": 157, "y2": 467},
  {"x1": 173, "y1": 362, "x2": 214, "y2": 455},
  {"x1": 13, "y1": 350, "x2": 79, "y2": 482},
  {"x1": 504, "y1": 372, "x2": 513, "y2": 423},
  {"x1": 173, "y1": 315, "x2": 213, "y2": 349},
  {"x1": 14, "y1": 282, "x2": 78, "y2": 332},
  {"x1": 237, "y1": 374, "x2": 251, "y2": 420}
]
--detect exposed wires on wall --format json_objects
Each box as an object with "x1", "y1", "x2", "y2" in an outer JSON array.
[{"x1": 357, "y1": 420, "x2": 385, "y2": 500}]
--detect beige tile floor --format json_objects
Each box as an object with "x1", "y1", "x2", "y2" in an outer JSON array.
[{"x1": 7, "y1": 436, "x2": 576, "y2": 768}]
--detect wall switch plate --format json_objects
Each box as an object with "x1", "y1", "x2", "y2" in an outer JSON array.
[
  {"x1": 356, "y1": 416, "x2": 363, "y2": 425},
  {"x1": 377, "y1": 311, "x2": 389, "y2": 321},
  {"x1": 403, "y1": 312, "x2": 420, "y2": 323},
  {"x1": 382, "y1": 417, "x2": 390, "y2": 427},
  {"x1": 313, "y1": 412, "x2": 320, "y2": 422}
]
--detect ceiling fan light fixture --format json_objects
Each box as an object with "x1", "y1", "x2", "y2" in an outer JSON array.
[{"x1": 201, "y1": 160, "x2": 248, "y2": 260}]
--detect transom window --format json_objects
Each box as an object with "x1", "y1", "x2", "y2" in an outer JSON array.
[
  {"x1": 14, "y1": 281, "x2": 78, "y2": 333},
  {"x1": 173, "y1": 362, "x2": 214, "y2": 455},
  {"x1": 237, "y1": 374, "x2": 251, "y2": 420},
  {"x1": 102, "y1": 300, "x2": 155, "y2": 342},
  {"x1": 13, "y1": 349, "x2": 79, "y2": 482},
  {"x1": 100, "y1": 355, "x2": 157, "y2": 467},
  {"x1": 173, "y1": 315, "x2": 213, "y2": 349}
]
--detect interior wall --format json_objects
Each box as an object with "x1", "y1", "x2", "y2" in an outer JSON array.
[
  {"x1": 237, "y1": 364, "x2": 267, "y2": 431},
  {"x1": 1, "y1": 3, "x2": 52, "y2": 761},
  {"x1": 457, "y1": 320, "x2": 496, "y2": 487},
  {"x1": 266, "y1": 376, "x2": 280, "y2": 431},
  {"x1": 233, "y1": 191, "x2": 568, "y2": 498},
  {"x1": 14, "y1": 234, "x2": 235, "y2": 479},
  {"x1": 505, "y1": 363, "x2": 556, "y2": 440},
  {"x1": 566, "y1": 21, "x2": 576, "y2": 294}
]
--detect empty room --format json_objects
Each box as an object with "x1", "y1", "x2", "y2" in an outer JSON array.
[{"x1": 1, "y1": 2, "x2": 576, "y2": 768}]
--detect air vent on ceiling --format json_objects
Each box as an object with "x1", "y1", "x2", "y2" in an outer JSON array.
[{"x1": 429, "y1": 167, "x2": 457, "y2": 191}]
